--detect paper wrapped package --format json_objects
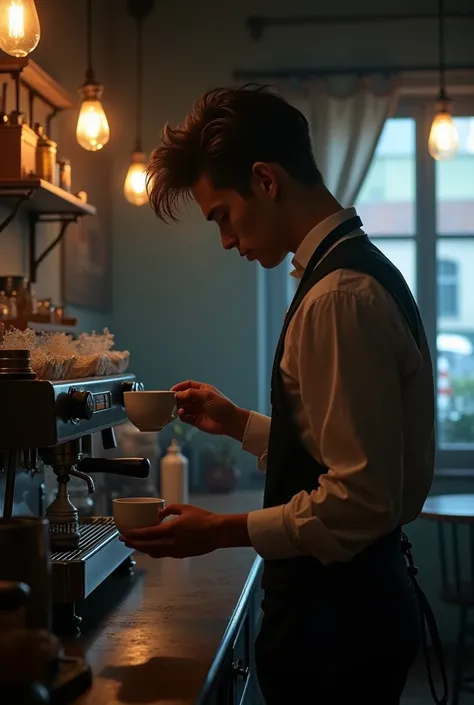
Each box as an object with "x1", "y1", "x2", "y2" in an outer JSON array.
[{"x1": 0, "y1": 327, "x2": 130, "y2": 380}]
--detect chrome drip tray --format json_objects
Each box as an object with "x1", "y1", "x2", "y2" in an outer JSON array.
[{"x1": 51, "y1": 517, "x2": 133, "y2": 604}]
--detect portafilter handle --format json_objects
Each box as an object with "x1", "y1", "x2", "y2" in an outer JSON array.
[{"x1": 77, "y1": 457, "x2": 150, "y2": 479}]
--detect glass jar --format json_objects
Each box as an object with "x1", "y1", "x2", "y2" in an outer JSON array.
[
  {"x1": 0, "y1": 291, "x2": 9, "y2": 320},
  {"x1": 7, "y1": 291, "x2": 17, "y2": 319},
  {"x1": 28, "y1": 281, "x2": 37, "y2": 314},
  {"x1": 15, "y1": 278, "x2": 31, "y2": 318},
  {"x1": 36, "y1": 298, "x2": 52, "y2": 320},
  {"x1": 58, "y1": 159, "x2": 72, "y2": 192}
]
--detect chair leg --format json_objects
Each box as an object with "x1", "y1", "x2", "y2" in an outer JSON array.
[{"x1": 452, "y1": 606, "x2": 468, "y2": 705}]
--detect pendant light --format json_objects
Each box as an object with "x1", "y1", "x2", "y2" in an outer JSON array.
[
  {"x1": 123, "y1": 0, "x2": 153, "y2": 206},
  {"x1": 428, "y1": 0, "x2": 458, "y2": 161},
  {"x1": 76, "y1": 0, "x2": 110, "y2": 152},
  {"x1": 0, "y1": 0, "x2": 40, "y2": 57}
]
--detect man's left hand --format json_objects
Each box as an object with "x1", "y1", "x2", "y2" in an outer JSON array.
[{"x1": 119, "y1": 504, "x2": 223, "y2": 558}]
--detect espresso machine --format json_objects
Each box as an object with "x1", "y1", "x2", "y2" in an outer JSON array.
[{"x1": 0, "y1": 348, "x2": 150, "y2": 636}]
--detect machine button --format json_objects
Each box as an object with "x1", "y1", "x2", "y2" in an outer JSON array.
[{"x1": 67, "y1": 390, "x2": 94, "y2": 421}]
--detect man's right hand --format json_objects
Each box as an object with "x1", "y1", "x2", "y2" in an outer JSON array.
[{"x1": 171, "y1": 380, "x2": 250, "y2": 442}]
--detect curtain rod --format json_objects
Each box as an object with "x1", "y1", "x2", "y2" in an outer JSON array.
[
  {"x1": 246, "y1": 13, "x2": 474, "y2": 40},
  {"x1": 232, "y1": 64, "x2": 474, "y2": 81}
]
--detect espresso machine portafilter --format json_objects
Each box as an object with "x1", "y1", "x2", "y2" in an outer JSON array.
[{"x1": 0, "y1": 348, "x2": 150, "y2": 633}]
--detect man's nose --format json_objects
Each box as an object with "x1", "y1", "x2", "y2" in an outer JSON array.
[{"x1": 221, "y1": 234, "x2": 238, "y2": 251}]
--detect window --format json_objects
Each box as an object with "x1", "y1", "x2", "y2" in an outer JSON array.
[
  {"x1": 437, "y1": 259, "x2": 459, "y2": 318},
  {"x1": 356, "y1": 118, "x2": 416, "y2": 297},
  {"x1": 356, "y1": 104, "x2": 474, "y2": 466}
]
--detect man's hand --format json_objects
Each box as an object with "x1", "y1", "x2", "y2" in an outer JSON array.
[
  {"x1": 119, "y1": 504, "x2": 251, "y2": 558},
  {"x1": 171, "y1": 380, "x2": 250, "y2": 442}
]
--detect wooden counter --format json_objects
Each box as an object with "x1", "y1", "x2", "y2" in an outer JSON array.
[{"x1": 65, "y1": 490, "x2": 265, "y2": 705}]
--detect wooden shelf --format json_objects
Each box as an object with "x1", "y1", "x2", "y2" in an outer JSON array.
[
  {"x1": 0, "y1": 179, "x2": 96, "y2": 217},
  {"x1": 3, "y1": 317, "x2": 77, "y2": 334},
  {"x1": 0, "y1": 55, "x2": 73, "y2": 110}
]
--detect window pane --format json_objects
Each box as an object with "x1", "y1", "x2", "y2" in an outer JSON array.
[
  {"x1": 371, "y1": 238, "x2": 417, "y2": 299},
  {"x1": 437, "y1": 238, "x2": 474, "y2": 448},
  {"x1": 436, "y1": 117, "x2": 474, "y2": 235},
  {"x1": 356, "y1": 118, "x2": 416, "y2": 236}
]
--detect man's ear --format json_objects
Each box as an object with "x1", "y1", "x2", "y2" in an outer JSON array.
[{"x1": 251, "y1": 162, "x2": 279, "y2": 200}]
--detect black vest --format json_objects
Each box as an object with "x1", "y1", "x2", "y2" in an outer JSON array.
[{"x1": 262, "y1": 216, "x2": 430, "y2": 592}]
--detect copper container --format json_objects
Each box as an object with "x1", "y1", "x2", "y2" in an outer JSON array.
[{"x1": 35, "y1": 124, "x2": 57, "y2": 184}]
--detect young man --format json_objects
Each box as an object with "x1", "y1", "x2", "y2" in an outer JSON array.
[{"x1": 122, "y1": 85, "x2": 436, "y2": 704}]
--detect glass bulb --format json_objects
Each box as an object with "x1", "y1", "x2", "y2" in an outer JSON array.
[
  {"x1": 124, "y1": 152, "x2": 149, "y2": 206},
  {"x1": 0, "y1": 0, "x2": 40, "y2": 57},
  {"x1": 76, "y1": 98, "x2": 110, "y2": 152},
  {"x1": 428, "y1": 110, "x2": 459, "y2": 161}
]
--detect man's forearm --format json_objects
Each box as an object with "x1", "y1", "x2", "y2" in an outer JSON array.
[
  {"x1": 214, "y1": 513, "x2": 252, "y2": 548},
  {"x1": 228, "y1": 406, "x2": 251, "y2": 443}
]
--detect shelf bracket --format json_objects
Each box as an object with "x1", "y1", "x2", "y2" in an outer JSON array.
[
  {"x1": 0, "y1": 190, "x2": 33, "y2": 233},
  {"x1": 29, "y1": 215, "x2": 77, "y2": 283}
]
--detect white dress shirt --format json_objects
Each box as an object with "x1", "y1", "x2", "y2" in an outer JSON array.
[{"x1": 245, "y1": 208, "x2": 435, "y2": 564}]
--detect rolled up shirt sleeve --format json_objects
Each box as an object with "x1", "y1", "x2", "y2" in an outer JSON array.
[
  {"x1": 247, "y1": 289, "x2": 407, "y2": 564},
  {"x1": 241, "y1": 411, "x2": 271, "y2": 470}
]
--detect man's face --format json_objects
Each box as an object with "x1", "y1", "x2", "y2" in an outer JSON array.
[{"x1": 191, "y1": 164, "x2": 290, "y2": 269}]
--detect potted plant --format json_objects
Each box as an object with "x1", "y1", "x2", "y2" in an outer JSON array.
[{"x1": 201, "y1": 440, "x2": 240, "y2": 493}]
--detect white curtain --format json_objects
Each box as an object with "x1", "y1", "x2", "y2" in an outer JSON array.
[{"x1": 279, "y1": 75, "x2": 400, "y2": 206}]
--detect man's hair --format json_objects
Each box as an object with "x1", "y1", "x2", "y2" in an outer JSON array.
[{"x1": 146, "y1": 84, "x2": 323, "y2": 222}]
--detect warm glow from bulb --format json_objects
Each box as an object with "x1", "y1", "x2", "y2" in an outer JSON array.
[
  {"x1": 466, "y1": 118, "x2": 474, "y2": 155},
  {"x1": 124, "y1": 152, "x2": 149, "y2": 206},
  {"x1": 428, "y1": 111, "x2": 459, "y2": 161},
  {"x1": 0, "y1": 0, "x2": 40, "y2": 57},
  {"x1": 76, "y1": 99, "x2": 110, "y2": 152}
]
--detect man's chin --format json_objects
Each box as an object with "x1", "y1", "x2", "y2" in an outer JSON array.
[{"x1": 257, "y1": 253, "x2": 287, "y2": 269}]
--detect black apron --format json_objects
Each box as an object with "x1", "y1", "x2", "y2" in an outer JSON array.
[{"x1": 255, "y1": 216, "x2": 448, "y2": 705}]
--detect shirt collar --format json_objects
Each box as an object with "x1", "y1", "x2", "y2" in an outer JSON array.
[{"x1": 291, "y1": 207, "x2": 359, "y2": 280}]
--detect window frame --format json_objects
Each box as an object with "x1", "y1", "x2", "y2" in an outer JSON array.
[
  {"x1": 397, "y1": 95, "x2": 474, "y2": 469},
  {"x1": 437, "y1": 259, "x2": 459, "y2": 318}
]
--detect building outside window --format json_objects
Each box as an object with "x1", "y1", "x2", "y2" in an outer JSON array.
[{"x1": 437, "y1": 259, "x2": 459, "y2": 318}]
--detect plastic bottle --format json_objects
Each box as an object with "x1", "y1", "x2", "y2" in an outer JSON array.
[{"x1": 160, "y1": 439, "x2": 188, "y2": 506}]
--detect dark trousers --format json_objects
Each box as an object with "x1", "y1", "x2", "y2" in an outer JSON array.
[{"x1": 255, "y1": 561, "x2": 422, "y2": 705}]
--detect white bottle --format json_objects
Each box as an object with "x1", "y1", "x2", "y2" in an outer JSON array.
[{"x1": 160, "y1": 438, "x2": 189, "y2": 506}]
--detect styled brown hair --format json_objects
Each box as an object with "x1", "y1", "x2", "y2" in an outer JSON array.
[{"x1": 146, "y1": 84, "x2": 322, "y2": 222}]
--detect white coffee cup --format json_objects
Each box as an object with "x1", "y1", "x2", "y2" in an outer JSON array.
[
  {"x1": 124, "y1": 390, "x2": 177, "y2": 432},
  {"x1": 113, "y1": 497, "x2": 166, "y2": 535}
]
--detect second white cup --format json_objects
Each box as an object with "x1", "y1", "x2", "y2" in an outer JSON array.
[{"x1": 113, "y1": 497, "x2": 166, "y2": 535}]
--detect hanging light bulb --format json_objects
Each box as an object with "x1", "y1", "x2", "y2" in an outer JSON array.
[
  {"x1": 123, "y1": 0, "x2": 154, "y2": 206},
  {"x1": 76, "y1": 81, "x2": 110, "y2": 151},
  {"x1": 0, "y1": 0, "x2": 40, "y2": 57},
  {"x1": 429, "y1": 0, "x2": 458, "y2": 161},
  {"x1": 76, "y1": 0, "x2": 110, "y2": 151},
  {"x1": 124, "y1": 151, "x2": 148, "y2": 206},
  {"x1": 428, "y1": 101, "x2": 459, "y2": 161}
]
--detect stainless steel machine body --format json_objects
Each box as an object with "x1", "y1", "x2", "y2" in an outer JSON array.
[{"x1": 0, "y1": 350, "x2": 149, "y2": 633}]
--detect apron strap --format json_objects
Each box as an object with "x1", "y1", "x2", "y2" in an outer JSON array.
[{"x1": 401, "y1": 533, "x2": 449, "y2": 705}]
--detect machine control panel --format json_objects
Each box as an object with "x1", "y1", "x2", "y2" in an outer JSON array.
[{"x1": 0, "y1": 373, "x2": 144, "y2": 450}]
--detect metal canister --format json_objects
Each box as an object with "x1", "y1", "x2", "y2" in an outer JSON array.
[
  {"x1": 34, "y1": 124, "x2": 57, "y2": 184},
  {"x1": 58, "y1": 158, "x2": 72, "y2": 192},
  {"x1": 0, "y1": 350, "x2": 36, "y2": 380}
]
